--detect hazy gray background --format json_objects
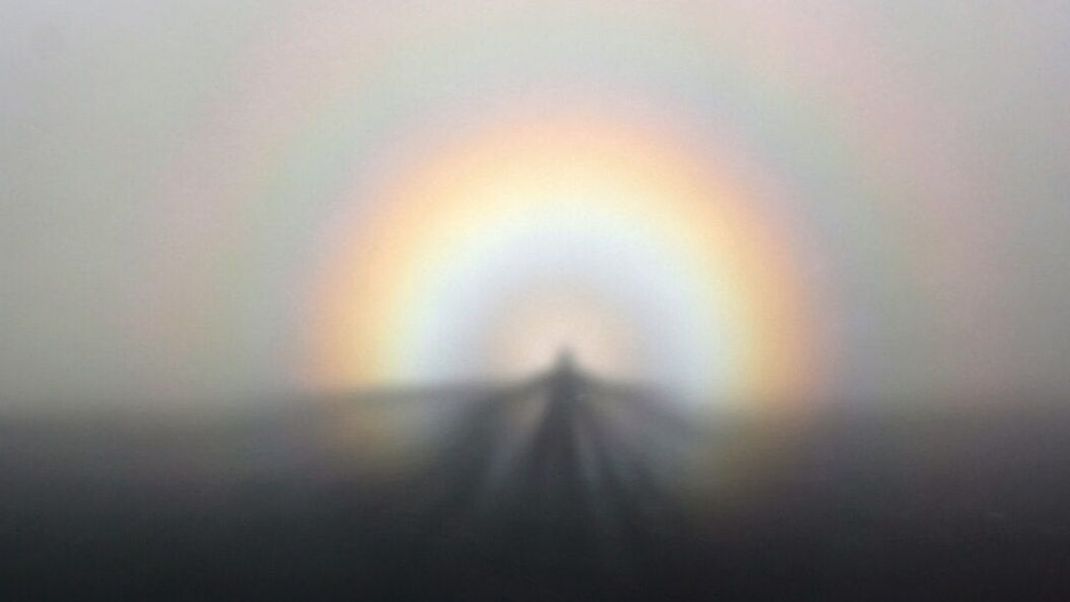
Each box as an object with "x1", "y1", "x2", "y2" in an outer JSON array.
[{"x1": 2, "y1": 1, "x2": 1068, "y2": 407}]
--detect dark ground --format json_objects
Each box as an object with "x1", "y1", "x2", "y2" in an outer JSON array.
[{"x1": 4, "y1": 366, "x2": 1070, "y2": 599}]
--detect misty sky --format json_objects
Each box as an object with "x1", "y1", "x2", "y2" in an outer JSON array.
[{"x1": 2, "y1": 1, "x2": 1069, "y2": 407}]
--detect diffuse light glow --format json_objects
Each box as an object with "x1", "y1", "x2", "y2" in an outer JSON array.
[
  {"x1": 307, "y1": 114, "x2": 827, "y2": 409},
  {"x1": 148, "y1": 1, "x2": 997, "y2": 410}
]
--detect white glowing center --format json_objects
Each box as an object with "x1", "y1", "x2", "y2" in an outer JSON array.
[{"x1": 482, "y1": 289, "x2": 641, "y2": 379}]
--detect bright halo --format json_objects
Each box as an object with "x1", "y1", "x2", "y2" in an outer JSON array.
[{"x1": 307, "y1": 114, "x2": 824, "y2": 410}]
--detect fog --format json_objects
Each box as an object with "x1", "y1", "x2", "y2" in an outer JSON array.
[{"x1": 2, "y1": 1, "x2": 1069, "y2": 407}]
